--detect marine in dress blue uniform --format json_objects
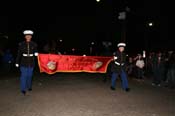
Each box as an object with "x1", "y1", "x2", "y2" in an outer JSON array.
[
  {"x1": 15, "y1": 30, "x2": 38, "y2": 95},
  {"x1": 110, "y1": 43, "x2": 130, "y2": 92}
]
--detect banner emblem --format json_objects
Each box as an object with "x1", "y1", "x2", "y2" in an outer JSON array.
[
  {"x1": 93, "y1": 61, "x2": 103, "y2": 70},
  {"x1": 47, "y1": 61, "x2": 57, "y2": 70}
]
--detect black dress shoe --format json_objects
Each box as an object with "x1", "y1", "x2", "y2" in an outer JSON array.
[
  {"x1": 28, "y1": 88, "x2": 32, "y2": 91},
  {"x1": 110, "y1": 86, "x2": 116, "y2": 90},
  {"x1": 125, "y1": 88, "x2": 130, "y2": 92},
  {"x1": 22, "y1": 91, "x2": 26, "y2": 95}
]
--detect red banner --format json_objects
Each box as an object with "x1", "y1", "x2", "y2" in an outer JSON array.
[{"x1": 37, "y1": 54, "x2": 112, "y2": 74}]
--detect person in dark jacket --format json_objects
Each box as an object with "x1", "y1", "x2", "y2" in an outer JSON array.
[
  {"x1": 110, "y1": 43, "x2": 130, "y2": 92},
  {"x1": 15, "y1": 30, "x2": 38, "y2": 95},
  {"x1": 152, "y1": 52, "x2": 165, "y2": 86},
  {"x1": 2, "y1": 49, "x2": 14, "y2": 73},
  {"x1": 126, "y1": 57, "x2": 134, "y2": 77},
  {"x1": 166, "y1": 52, "x2": 175, "y2": 89}
]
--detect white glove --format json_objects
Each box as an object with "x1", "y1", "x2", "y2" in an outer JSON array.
[
  {"x1": 114, "y1": 56, "x2": 118, "y2": 60},
  {"x1": 34, "y1": 52, "x2": 38, "y2": 56},
  {"x1": 15, "y1": 64, "x2": 19, "y2": 67}
]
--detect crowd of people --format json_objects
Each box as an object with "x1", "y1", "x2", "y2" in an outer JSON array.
[{"x1": 125, "y1": 51, "x2": 175, "y2": 89}]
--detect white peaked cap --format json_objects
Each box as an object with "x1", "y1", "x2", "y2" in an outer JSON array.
[
  {"x1": 117, "y1": 43, "x2": 126, "y2": 47},
  {"x1": 23, "y1": 30, "x2": 34, "y2": 35}
]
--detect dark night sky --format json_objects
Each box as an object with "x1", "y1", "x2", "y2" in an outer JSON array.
[{"x1": 0, "y1": 0, "x2": 171, "y2": 55}]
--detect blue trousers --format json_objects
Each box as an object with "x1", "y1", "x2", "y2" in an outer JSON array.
[
  {"x1": 111, "y1": 69, "x2": 129, "y2": 89},
  {"x1": 20, "y1": 67, "x2": 34, "y2": 92}
]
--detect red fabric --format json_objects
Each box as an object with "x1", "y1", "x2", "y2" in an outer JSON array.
[{"x1": 37, "y1": 54, "x2": 112, "y2": 74}]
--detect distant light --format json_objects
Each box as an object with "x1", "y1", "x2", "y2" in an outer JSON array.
[
  {"x1": 91, "y1": 42, "x2": 94, "y2": 45},
  {"x1": 126, "y1": 54, "x2": 128, "y2": 57},
  {"x1": 72, "y1": 48, "x2": 75, "y2": 51},
  {"x1": 60, "y1": 39, "x2": 63, "y2": 42},
  {"x1": 148, "y1": 22, "x2": 153, "y2": 26},
  {"x1": 96, "y1": 0, "x2": 100, "y2": 2},
  {"x1": 83, "y1": 54, "x2": 86, "y2": 56}
]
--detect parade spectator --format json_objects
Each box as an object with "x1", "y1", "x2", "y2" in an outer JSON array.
[
  {"x1": 0, "y1": 48, "x2": 4, "y2": 72},
  {"x1": 147, "y1": 52, "x2": 154, "y2": 77},
  {"x1": 152, "y1": 52, "x2": 165, "y2": 86},
  {"x1": 135, "y1": 54, "x2": 145, "y2": 81},
  {"x1": 126, "y1": 57, "x2": 134, "y2": 77},
  {"x1": 166, "y1": 52, "x2": 175, "y2": 89},
  {"x1": 2, "y1": 49, "x2": 14, "y2": 73}
]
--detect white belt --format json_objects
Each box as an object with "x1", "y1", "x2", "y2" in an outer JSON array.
[
  {"x1": 23, "y1": 54, "x2": 34, "y2": 57},
  {"x1": 114, "y1": 61, "x2": 120, "y2": 65},
  {"x1": 114, "y1": 62, "x2": 124, "y2": 66}
]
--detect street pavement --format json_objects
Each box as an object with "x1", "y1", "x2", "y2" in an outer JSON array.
[{"x1": 0, "y1": 72, "x2": 175, "y2": 116}]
